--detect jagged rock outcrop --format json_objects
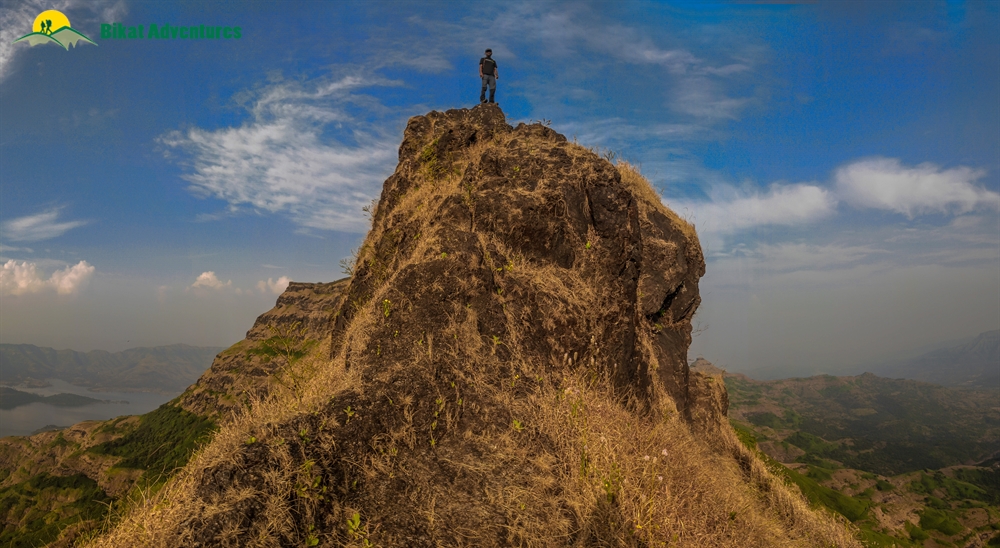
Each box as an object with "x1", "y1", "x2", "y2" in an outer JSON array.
[
  {"x1": 337, "y1": 105, "x2": 706, "y2": 415},
  {"x1": 157, "y1": 105, "x2": 732, "y2": 546}
]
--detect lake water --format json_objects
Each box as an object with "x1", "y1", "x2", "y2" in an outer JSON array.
[{"x1": 0, "y1": 379, "x2": 179, "y2": 438}]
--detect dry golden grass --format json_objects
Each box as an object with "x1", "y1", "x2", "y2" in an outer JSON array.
[
  {"x1": 616, "y1": 160, "x2": 701, "y2": 256},
  {"x1": 511, "y1": 368, "x2": 861, "y2": 547},
  {"x1": 87, "y1": 342, "x2": 362, "y2": 548},
  {"x1": 88, "y1": 118, "x2": 861, "y2": 548}
]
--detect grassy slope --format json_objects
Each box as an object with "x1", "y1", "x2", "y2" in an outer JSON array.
[
  {"x1": 0, "y1": 403, "x2": 214, "y2": 546},
  {"x1": 0, "y1": 473, "x2": 110, "y2": 548}
]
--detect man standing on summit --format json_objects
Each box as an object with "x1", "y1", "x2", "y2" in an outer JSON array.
[{"x1": 479, "y1": 48, "x2": 498, "y2": 104}]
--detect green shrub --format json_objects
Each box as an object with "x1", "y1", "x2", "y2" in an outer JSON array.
[
  {"x1": 906, "y1": 521, "x2": 929, "y2": 541},
  {"x1": 925, "y1": 495, "x2": 949, "y2": 510},
  {"x1": 88, "y1": 403, "x2": 215, "y2": 478},
  {"x1": 919, "y1": 507, "x2": 963, "y2": 536},
  {"x1": 783, "y1": 467, "x2": 869, "y2": 522},
  {"x1": 0, "y1": 473, "x2": 111, "y2": 547},
  {"x1": 953, "y1": 468, "x2": 1000, "y2": 504}
]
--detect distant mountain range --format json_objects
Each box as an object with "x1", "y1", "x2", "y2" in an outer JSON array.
[
  {"x1": 730, "y1": 329, "x2": 999, "y2": 388},
  {"x1": 859, "y1": 329, "x2": 999, "y2": 389},
  {"x1": 0, "y1": 387, "x2": 110, "y2": 410},
  {"x1": 0, "y1": 344, "x2": 225, "y2": 394}
]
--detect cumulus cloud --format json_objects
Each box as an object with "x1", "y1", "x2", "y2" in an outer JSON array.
[
  {"x1": 1, "y1": 0, "x2": 126, "y2": 82},
  {"x1": 670, "y1": 183, "x2": 838, "y2": 237},
  {"x1": 0, "y1": 259, "x2": 94, "y2": 296},
  {"x1": 159, "y1": 75, "x2": 399, "y2": 233},
  {"x1": 835, "y1": 157, "x2": 999, "y2": 217},
  {"x1": 189, "y1": 271, "x2": 232, "y2": 291},
  {"x1": 1, "y1": 208, "x2": 87, "y2": 242},
  {"x1": 257, "y1": 276, "x2": 291, "y2": 295}
]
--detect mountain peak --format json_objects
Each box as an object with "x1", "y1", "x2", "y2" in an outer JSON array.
[{"x1": 88, "y1": 108, "x2": 860, "y2": 548}]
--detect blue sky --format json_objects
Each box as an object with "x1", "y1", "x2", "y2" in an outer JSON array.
[{"x1": 1, "y1": 0, "x2": 997, "y2": 377}]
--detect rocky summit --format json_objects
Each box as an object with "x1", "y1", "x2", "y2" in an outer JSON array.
[{"x1": 84, "y1": 105, "x2": 859, "y2": 547}]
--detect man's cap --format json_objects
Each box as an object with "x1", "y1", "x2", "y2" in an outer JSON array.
[{"x1": 485, "y1": 48, "x2": 492, "y2": 53}]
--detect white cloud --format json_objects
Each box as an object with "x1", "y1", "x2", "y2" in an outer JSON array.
[
  {"x1": 401, "y1": 5, "x2": 757, "y2": 124},
  {"x1": 0, "y1": 259, "x2": 94, "y2": 296},
  {"x1": 669, "y1": 183, "x2": 838, "y2": 238},
  {"x1": 490, "y1": 5, "x2": 731, "y2": 76},
  {"x1": 1, "y1": 208, "x2": 87, "y2": 242},
  {"x1": 160, "y1": 75, "x2": 399, "y2": 233},
  {"x1": 189, "y1": 271, "x2": 232, "y2": 291},
  {"x1": 0, "y1": 244, "x2": 33, "y2": 253},
  {"x1": 0, "y1": 0, "x2": 126, "y2": 82},
  {"x1": 835, "y1": 157, "x2": 999, "y2": 217},
  {"x1": 672, "y1": 77, "x2": 752, "y2": 120},
  {"x1": 257, "y1": 276, "x2": 291, "y2": 295}
]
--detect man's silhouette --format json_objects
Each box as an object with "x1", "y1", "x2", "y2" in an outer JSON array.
[{"x1": 479, "y1": 48, "x2": 498, "y2": 104}]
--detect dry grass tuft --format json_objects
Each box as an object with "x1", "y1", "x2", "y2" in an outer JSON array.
[
  {"x1": 504, "y1": 367, "x2": 863, "y2": 547},
  {"x1": 615, "y1": 160, "x2": 700, "y2": 248}
]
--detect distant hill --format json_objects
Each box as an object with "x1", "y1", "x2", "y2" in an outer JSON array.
[
  {"x1": 0, "y1": 344, "x2": 225, "y2": 394},
  {"x1": 728, "y1": 329, "x2": 1000, "y2": 385},
  {"x1": 0, "y1": 387, "x2": 107, "y2": 410},
  {"x1": 716, "y1": 361, "x2": 1000, "y2": 546},
  {"x1": 723, "y1": 370, "x2": 1000, "y2": 476},
  {"x1": 861, "y1": 329, "x2": 999, "y2": 388}
]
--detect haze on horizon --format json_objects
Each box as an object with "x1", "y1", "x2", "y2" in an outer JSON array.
[{"x1": 1, "y1": 1, "x2": 997, "y2": 377}]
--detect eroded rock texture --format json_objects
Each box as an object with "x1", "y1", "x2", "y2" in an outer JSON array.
[{"x1": 164, "y1": 105, "x2": 722, "y2": 546}]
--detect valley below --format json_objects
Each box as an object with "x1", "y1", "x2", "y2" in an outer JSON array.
[{"x1": 700, "y1": 358, "x2": 1000, "y2": 547}]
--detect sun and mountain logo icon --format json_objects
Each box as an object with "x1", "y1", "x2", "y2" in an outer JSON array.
[{"x1": 12, "y1": 9, "x2": 96, "y2": 50}]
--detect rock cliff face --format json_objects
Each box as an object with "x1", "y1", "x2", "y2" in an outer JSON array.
[
  {"x1": 120, "y1": 105, "x2": 737, "y2": 546},
  {"x1": 336, "y1": 105, "x2": 708, "y2": 417},
  {"x1": 90, "y1": 106, "x2": 861, "y2": 548},
  {"x1": 175, "y1": 104, "x2": 716, "y2": 431}
]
